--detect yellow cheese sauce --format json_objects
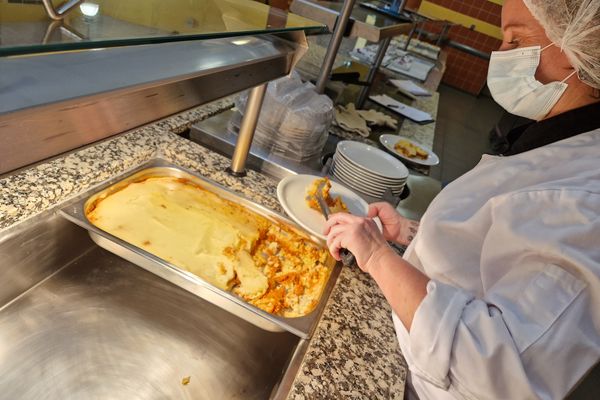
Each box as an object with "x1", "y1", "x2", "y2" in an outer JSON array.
[{"x1": 86, "y1": 176, "x2": 331, "y2": 317}]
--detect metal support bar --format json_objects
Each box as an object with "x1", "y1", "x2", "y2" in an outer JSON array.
[
  {"x1": 448, "y1": 40, "x2": 490, "y2": 60},
  {"x1": 436, "y1": 22, "x2": 451, "y2": 47},
  {"x1": 42, "y1": 0, "x2": 83, "y2": 21},
  {"x1": 414, "y1": 19, "x2": 426, "y2": 43},
  {"x1": 228, "y1": 83, "x2": 268, "y2": 177},
  {"x1": 403, "y1": 24, "x2": 417, "y2": 51},
  {"x1": 356, "y1": 36, "x2": 392, "y2": 108},
  {"x1": 315, "y1": 0, "x2": 356, "y2": 94}
]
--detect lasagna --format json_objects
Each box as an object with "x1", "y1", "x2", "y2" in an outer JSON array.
[{"x1": 86, "y1": 176, "x2": 331, "y2": 317}]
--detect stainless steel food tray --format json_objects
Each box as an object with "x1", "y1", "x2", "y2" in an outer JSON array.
[{"x1": 60, "y1": 158, "x2": 341, "y2": 339}]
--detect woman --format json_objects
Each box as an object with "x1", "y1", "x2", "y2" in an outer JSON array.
[{"x1": 324, "y1": 0, "x2": 600, "y2": 399}]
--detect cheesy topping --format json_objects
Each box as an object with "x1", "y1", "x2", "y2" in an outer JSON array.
[
  {"x1": 305, "y1": 177, "x2": 348, "y2": 215},
  {"x1": 86, "y1": 176, "x2": 331, "y2": 318},
  {"x1": 233, "y1": 250, "x2": 268, "y2": 300}
]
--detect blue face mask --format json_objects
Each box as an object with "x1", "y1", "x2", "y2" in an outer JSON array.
[{"x1": 487, "y1": 44, "x2": 576, "y2": 121}]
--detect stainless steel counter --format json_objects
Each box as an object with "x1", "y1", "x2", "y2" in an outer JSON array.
[{"x1": 0, "y1": 213, "x2": 306, "y2": 399}]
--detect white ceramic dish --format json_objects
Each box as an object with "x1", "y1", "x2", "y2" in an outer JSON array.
[
  {"x1": 379, "y1": 134, "x2": 439, "y2": 166},
  {"x1": 333, "y1": 153, "x2": 407, "y2": 184},
  {"x1": 337, "y1": 141, "x2": 409, "y2": 180},
  {"x1": 330, "y1": 176, "x2": 386, "y2": 198},
  {"x1": 331, "y1": 176, "x2": 404, "y2": 198},
  {"x1": 277, "y1": 174, "x2": 377, "y2": 241},
  {"x1": 332, "y1": 155, "x2": 407, "y2": 186},
  {"x1": 330, "y1": 164, "x2": 404, "y2": 197}
]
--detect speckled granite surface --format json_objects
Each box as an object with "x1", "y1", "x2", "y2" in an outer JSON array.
[
  {"x1": 288, "y1": 268, "x2": 407, "y2": 399},
  {"x1": 329, "y1": 124, "x2": 379, "y2": 146},
  {"x1": 0, "y1": 97, "x2": 407, "y2": 399},
  {"x1": 328, "y1": 91, "x2": 439, "y2": 150}
]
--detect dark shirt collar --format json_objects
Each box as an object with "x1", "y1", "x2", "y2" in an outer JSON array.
[{"x1": 504, "y1": 101, "x2": 600, "y2": 156}]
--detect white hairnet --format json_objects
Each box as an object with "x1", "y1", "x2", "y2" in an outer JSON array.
[{"x1": 523, "y1": 0, "x2": 600, "y2": 88}]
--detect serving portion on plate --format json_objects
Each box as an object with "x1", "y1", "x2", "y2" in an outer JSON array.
[
  {"x1": 379, "y1": 134, "x2": 439, "y2": 166},
  {"x1": 277, "y1": 175, "x2": 371, "y2": 241}
]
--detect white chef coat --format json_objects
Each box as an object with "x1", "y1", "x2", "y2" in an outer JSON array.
[{"x1": 393, "y1": 128, "x2": 600, "y2": 400}]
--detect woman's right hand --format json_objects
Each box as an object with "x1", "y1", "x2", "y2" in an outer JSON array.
[{"x1": 368, "y1": 202, "x2": 419, "y2": 246}]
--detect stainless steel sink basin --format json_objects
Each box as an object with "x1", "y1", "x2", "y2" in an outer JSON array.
[{"x1": 0, "y1": 213, "x2": 307, "y2": 399}]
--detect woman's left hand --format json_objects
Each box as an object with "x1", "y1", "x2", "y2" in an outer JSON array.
[{"x1": 323, "y1": 213, "x2": 390, "y2": 274}]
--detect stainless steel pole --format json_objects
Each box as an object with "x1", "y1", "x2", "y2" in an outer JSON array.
[
  {"x1": 315, "y1": 0, "x2": 357, "y2": 94},
  {"x1": 227, "y1": 83, "x2": 268, "y2": 176},
  {"x1": 356, "y1": 36, "x2": 392, "y2": 108},
  {"x1": 403, "y1": 21, "x2": 418, "y2": 51}
]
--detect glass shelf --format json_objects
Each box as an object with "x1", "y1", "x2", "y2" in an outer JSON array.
[
  {"x1": 290, "y1": 0, "x2": 413, "y2": 42},
  {"x1": 0, "y1": 0, "x2": 326, "y2": 57}
]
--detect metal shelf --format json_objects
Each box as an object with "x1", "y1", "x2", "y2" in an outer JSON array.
[
  {"x1": 0, "y1": 32, "x2": 309, "y2": 175},
  {"x1": 0, "y1": 0, "x2": 325, "y2": 57},
  {"x1": 0, "y1": 0, "x2": 327, "y2": 176}
]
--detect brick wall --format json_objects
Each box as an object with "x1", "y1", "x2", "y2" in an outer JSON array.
[
  {"x1": 443, "y1": 25, "x2": 502, "y2": 94},
  {"x1": 418, "y1": 0, "x2": 503, "y2": 95}
]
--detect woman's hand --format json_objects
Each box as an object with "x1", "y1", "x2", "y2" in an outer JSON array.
[
  {"x1": 368, "y1": 202, "x2": 419, "y2": 246},
  {"x1": 324, "y1": 211, "x2": 429, "y2": 332},
  {"x1": 323, "y1": 213, "x2": 392, "y2": 274}
]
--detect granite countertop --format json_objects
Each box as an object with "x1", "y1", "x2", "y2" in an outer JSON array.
[
  {"x1": 0, "y1": 98, "x2": 406, "y2": 399},
  {"x1": 329, "y1": 91, "x2": 439, "y2": 149}
]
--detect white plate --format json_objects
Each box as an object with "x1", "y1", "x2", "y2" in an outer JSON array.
[
  {"x1": 332, "y1": 158, "x2": 407, "y2": 187},
  {"x1": 333, "y1": 152, "x2": 407, "y2": 185},
  {"x1": 331, "y1": 171, "x2": 404, "y2": 197},
  {"x1": 337, "y1": 141, "x2": 409, "y2": 180},
  {"x1": 379, "y1": 134, "x2": 439, "y2": 166},
  {"x1": 331, "y1": 177, "x2": 404, "y2": 198},
  {"x1": 330, "y1": 175, "x2": 385, "y2": 198},
  {"x1": 332, "y1": 175, "x2": 405, "y2": 196},
  {"x1": 331, "y1": 164, "x2": 405, "y2": 195},
  {"x1": 333, "y1": 153, "x2": 407, "y2": 185},
  {"x1": 277, "y1": 174, "x2": 379, "y2": 241}
]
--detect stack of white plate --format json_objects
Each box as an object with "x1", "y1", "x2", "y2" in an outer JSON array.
[{"x1": 330, "y1": 141, "x2": 409, "y2": 198}]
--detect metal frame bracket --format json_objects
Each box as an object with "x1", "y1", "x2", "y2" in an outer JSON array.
[{"x1": 42, "y1": 0, "x2": 84, "y2": 21}]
